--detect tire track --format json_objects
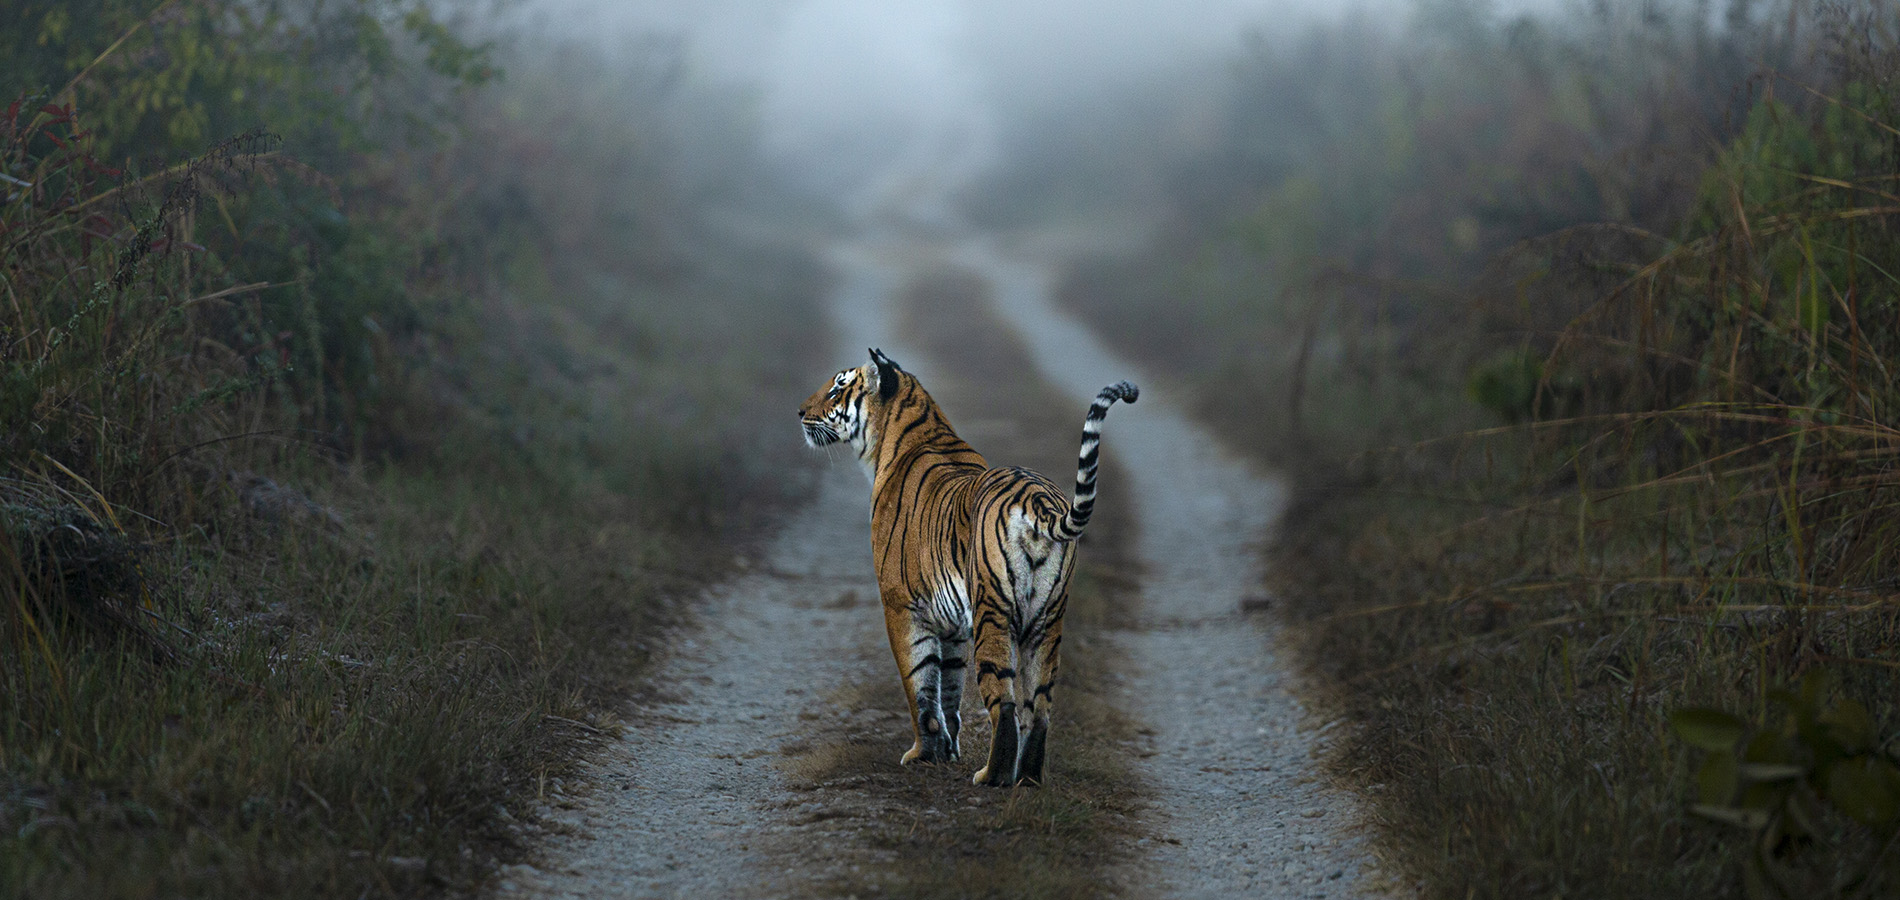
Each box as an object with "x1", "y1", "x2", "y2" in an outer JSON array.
[
  {"x1": 511, "y1": 233, "x2": 1388, "y2": 899},
  {"x1": 952, "y1": 238, "x2": 1389, "y2": 897},
  {"x1": 754, "y1": 242, "x2": 1149, "y2": 898},
  {"x1": 507, "y1": 247, "x2": 904, "y2": 899},
  {"x1": 513, "y1": 239, "x2": 1148, "y2": 898},
  {"x1": 507, "y1": 457, "x2": 886, "y2": 898}
]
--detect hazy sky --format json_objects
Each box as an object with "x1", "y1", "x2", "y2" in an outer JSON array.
[
  {"x1": 543, "y1": 1, "x2": 1398, "y2": 155},
  {"x1": 519, "y1": 0, "x2": 1571, "y2": 211},
  {"x1": 527, "y1": 0, "x2": 1569, "y2": 128},
  {"x1": 554, "y1": 0, "x2": 1408, "y2": 90}
]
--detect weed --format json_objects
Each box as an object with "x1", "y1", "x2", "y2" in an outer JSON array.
[
  {"x1": 1, "y1": 9, "x2": 825, "y2": 898},
  {"x1": 1047, "y1": 2, "x2": 1899, "y2": 896}
]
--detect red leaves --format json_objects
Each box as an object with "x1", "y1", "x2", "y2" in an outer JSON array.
[
  {"x1": 4, "y1": 95, "x2": 125, "y2": 206},
  {"x1": 29, "y1": 102, "x2": 118, "y2": 176}
]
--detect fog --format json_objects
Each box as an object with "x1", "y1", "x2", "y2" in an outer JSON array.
[{"x1": 517, "y1": 0, "x2": 1571, "y2": 218}]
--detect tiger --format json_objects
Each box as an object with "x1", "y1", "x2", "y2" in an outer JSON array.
[{"x1": 799, "y1": 347, "x2": 1137, "y2": 786}]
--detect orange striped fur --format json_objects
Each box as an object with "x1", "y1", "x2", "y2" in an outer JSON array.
[{"x1": 799, "y1": 349, "x2": 1135, "y2": 785}]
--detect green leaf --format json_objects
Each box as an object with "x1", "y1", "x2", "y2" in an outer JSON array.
[
  {"x1": 1673, "y1": 708, "x2": 1747, "y2": 751},
  {"x1": 1690, "y1": 803, "x2": 1770, "y2": 830},
  {"x1": 1736, "y1": 763, "x2": 1803, "y2": 783},
  {"x1": 1818, "y1": 697, "x2": 1875, "y2": 754},
  {"x1": 1826, "y1": 756, "x2": 1900, "y2": 826},
  {"x1": 1741, "y1": 732, "x2": 1792, "y2": 765},
  {"x1": 1699, "y1": 752, "x2": 1740, "y2": 805}
]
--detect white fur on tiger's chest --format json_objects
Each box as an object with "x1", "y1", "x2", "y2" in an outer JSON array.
[{"x1": 853, "y1": 418, "x2": 880, "y2": 484}]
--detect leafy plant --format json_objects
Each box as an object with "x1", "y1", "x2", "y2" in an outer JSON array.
[
  {"x1": 3, "y1": 3, "x2": 824, "y2": 897},
  {"x1": 1045, "y1": 2, "x2": 1900, "y2": 898},
  {"x1": 1673, "y1": 670, "x2": 1900, "y2": 899}
]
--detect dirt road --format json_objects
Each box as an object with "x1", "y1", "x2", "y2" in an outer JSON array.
[
  {"x1": 510, "y1": 235, "x2": 1385, "y2": 898},
  {"x1": 958, "y1": 238, "x2": 1383, "y2": 895}
]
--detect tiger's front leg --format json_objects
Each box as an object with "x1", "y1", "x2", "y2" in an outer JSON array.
[{"x1": 937, "y1": 629, "x2": 968, "y2": 761}]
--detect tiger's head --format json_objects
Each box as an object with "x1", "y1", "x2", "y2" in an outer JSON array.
[{"x1": 799, "y1": 348, "x2": 904, "y2": 452}]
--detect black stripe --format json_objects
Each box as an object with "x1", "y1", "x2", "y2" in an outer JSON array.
[
  {"x1": 909, "y1": 654, "x2": 942, "y2": 677},
  {"x1": 888, "y1": 404, "x2": 932, "y2": 447}
]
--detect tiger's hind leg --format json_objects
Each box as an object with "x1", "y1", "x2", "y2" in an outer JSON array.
[
  {"x1": 970, "y1": 599, "x2": 1022, "y2": 785},
  {"x1": 1014, "y1": 628, "x2": 1062, "y2": 787},
  {"x1": 885, "y1": 606, "x2": 955, "y2": 765}
]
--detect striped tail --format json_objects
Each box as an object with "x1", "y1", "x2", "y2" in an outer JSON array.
[{"x1": 1048, "y1": 381, "x2": 1139, "y2": 542}]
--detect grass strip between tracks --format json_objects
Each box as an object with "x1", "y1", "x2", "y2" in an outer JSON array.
[{"x1": 772, "y1": 262, "x2": 1148, "y2": 900}]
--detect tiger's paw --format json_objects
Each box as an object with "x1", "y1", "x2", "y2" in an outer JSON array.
[
  {"x1": 901, "y1": 734, "x2": 955, "y2": 765},
  {"x1": 972, "y1": 764, "x2": 1015, "y2": 787},
  {"x1": 973, "y1": 704, "x2": 1018, "y2": 786},
  {"x1": 1014, "y1": 721, "x2": 1047, "y2": 786}
]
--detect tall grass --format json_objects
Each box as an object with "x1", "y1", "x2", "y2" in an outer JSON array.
[
  {"x1": 2, "y1": 7, "x2": 824, "y2": 897},
  {"x1": 1041, "y1": 0, "x2": 1899, "y2": 895},
  {"x1": 1268, "y1": 102, "x2": 1900, "y2": 890}
]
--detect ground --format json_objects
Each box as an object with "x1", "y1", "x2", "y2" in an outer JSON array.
[{"x1": 505, "y1": 233, "x2": 1394, "y2": 899}]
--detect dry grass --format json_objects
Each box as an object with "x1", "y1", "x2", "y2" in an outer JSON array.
[
  {"x1": 1047, "y1": 13, "x2": 1900, "y2": 896},
  {"x1": 0, "y1": 230, "x2": 825, "y2": 899},
  {"x1": 0, "y1": 29, "x2": 827, "y2": 897}
]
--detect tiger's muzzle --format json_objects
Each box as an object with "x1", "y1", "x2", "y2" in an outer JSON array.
[{"x1": 802, "y1": 419, "x2": 840, "y2": 447}]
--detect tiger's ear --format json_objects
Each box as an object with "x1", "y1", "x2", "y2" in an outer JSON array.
[{"x1": 868, "y1": 348, "x2": 900, "y2": 401}]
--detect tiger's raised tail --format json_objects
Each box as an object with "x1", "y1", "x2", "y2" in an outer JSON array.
[{"x1": 1046, "y1": 381, "x2": 1138, "y2": 543}]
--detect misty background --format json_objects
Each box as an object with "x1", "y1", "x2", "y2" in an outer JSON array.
[
  {"x1": 510, "y1": 0, "x2": 1570, "y2": 224},
  {"x1": 9, "y1": 0, "x2": 1893, "y2": 895}
]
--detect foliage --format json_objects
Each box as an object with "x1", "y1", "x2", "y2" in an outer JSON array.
[
  {"x1": 1673, "y1": 670, "x2": 1900, "y2": 899},
  {"x1": 1047, "y1": 0, "x2": 1900, "y2": 896},
  {"x1": 2, "y1": 2, "x2": 823, "y2": 897},
  {"x1": 2, "y1": 0, "x2": 506, "y2": 466}
]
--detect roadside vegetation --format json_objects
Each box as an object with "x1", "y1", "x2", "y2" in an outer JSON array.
[
  {"x1": 1, "y1": 3, "x2": 821, "y2": 897},
  {"x1": 980, "y1": 0, "x2": 1900, "y2": 896}
]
